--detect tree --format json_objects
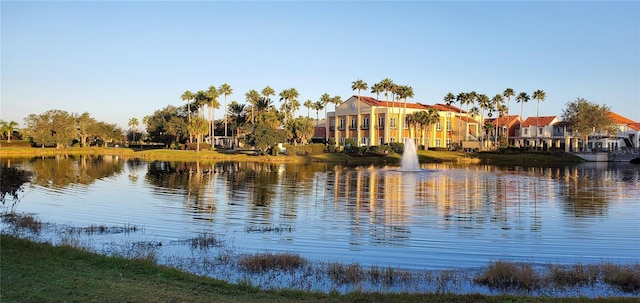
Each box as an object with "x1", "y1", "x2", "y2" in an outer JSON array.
[
  {"x1": 476, "y1": 94, "x2": 490, "y2": 148},
  {"x1": 562, "y1": 98, "x2": 615, "y2": 151},
  {"x1": 245, "y1": 121, "x2": 286, "y2": 154},
  {"x1": 303, "y1": 99, "x2": 313, "y2": 118},
  {"x1": 455, "y1": 92, "x2": 467, "y2": 146},
  {"x1": 187, "y1": 116, "x2": 209, "y2": 152},
  {"x1": 312, "y1": 101, "x2": 324, "y2": 127},
  {"x1": 516, "y1": 92, "x2": 530, "y2": 145},
  {"x1": 181, "y1": 90, "x2": 194, "y2": 142},
  {"x1": 279, "y1": 88, "x2": 299, "y2": 125},
  {"x1": 287, "y1": 117, "x2": 315, "y2": 145},
  {"x1": 205, "y1": 86, "x2": 220, "y2": 146},
  {"x1": 351, "y1": 79, "x2": 368, "y2": 145},
  {"x1": 227, "y1": 101, "x2": 247, "y2": 145},
  {"x1": 532, "y1": 89, "x2": 546, "y2": 148},
  {"x1": 261, "y1": 86, "x2": 275, "y2": 100},
  {"x1": 75, "y1": 112, "x2": 97, "y2": 147},
  {"x1": 503, "y1": 88, "x2": 515, "y2": 145},
  {"x1": 93, "y1": 121, "x2": 124, "y2": 147},
  {"x1": 0, "y1": 120, "x2": 19, "y2": 142},
  {"x1": 244, "y1": 89, "x2": 261, "y2": 124},
  {"x1": 491, "y1": 94, "x2": 504, "y2": 147},
  {"x1": 370, "y1": 82, "x2": 383, "y2": 100},
  {"x1": 319, "y1": 93, "x2": 332, "y2": 141},
  {"x1": 24, "y1": 110, "x2": 76, "y2": 148},
  {"x1": 443, "y1": 92, "x2": 455, "y2": 148},
  {"x1": 144, "y1": 105, "x2": 187, "y2": 146},
  {"x1": 128, "y1": 117, "x2": 139, "y2": 142},
  {"x1": 219, "y1": 83, "x2": 233, "y2": 138}
]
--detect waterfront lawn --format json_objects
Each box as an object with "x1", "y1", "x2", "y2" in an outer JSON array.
[{"x1": 1, "y1": 235, "x2": 635, "y2": 303}]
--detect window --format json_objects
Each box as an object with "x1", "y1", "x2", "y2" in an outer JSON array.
[
  {"x1": 390, "y1": 118, "x2": 397, "y2": 129},
  {"x1": 330, "y1": 119, "x2": 335, "y2": 130},
  {"x1": 436, "y1": 138, "x2": 441, "y2": 147},
  {"x1": 436, "y1": 121, "x2": 442, "y2": 131},
  {"x1": 350, "y1": 118, "x2": 356, "y2": 130},
  {"x1": 339, "y1": 119, "x2": 345, "y2": 130},
  {"x1": 362, "y1": 117, "x2": 369, "y2": 129},
  {"x1": 378, "y1": 137, "x2": 384, "y2": 145},
  {"x1": 339, "y1": 137, "x2": 346, "y2": 145},
  {"x1": 524, "y1": 129, "x2": 529, "y2": 136},
  {"x1": 390, "y1": 137, "x2": 396, "y2": 143},
  {"x1": 538, "y1": 128, "x2": 543, "y2": 135},
  {"x1": 361, "y1": 137, "x2": 369, "y2": 146},
  {"x1": 446, "y1": 120, "x2": 452, "y2": 131},
  {"x1": 446, "y1": 138, "x2": 451, "y2": 148},
  {"x1": 404, "y1": 117, "x2": 409, "y2": 129},
  {"x1": 378, "y1": 117, "x2": 384, "y2": 129}
]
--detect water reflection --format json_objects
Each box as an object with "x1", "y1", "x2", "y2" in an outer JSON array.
[{"x1": 5, "y1": 157, "x2": 639, "y2": 267}]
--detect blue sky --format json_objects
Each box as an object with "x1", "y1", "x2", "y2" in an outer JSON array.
[{"x1": 2, "y1": 1, "x2": 639, "y2": 129}]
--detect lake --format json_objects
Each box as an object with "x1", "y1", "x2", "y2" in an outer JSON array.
[{"x1": 2, "y1": 156, "x2": 639, "y2": 293}]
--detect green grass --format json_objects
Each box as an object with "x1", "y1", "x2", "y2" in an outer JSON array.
[
  {"x1": 0, "y1": 146, "x2": 585, "y2": 166},
  {"x1": 1, "y1": 235, "x2": 637, "y2": 303}
]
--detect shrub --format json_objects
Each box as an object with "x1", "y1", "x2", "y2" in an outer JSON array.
[
  {"x1": 602, "y1": 262, "x2": 640, "y2": 293},
  {"x1": 0, "y1": 140, "x2": 32, "y2": 148},
  {"x1": 238, "y1": 252, "x2": 306, "y2": 272},
  {"x1": 474, "y1": 260, "x2": 539, "y2": 291}
]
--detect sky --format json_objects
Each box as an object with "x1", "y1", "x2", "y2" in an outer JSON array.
[{"x1": 2, "y1": 1, "x2": 639, "y2": 130}]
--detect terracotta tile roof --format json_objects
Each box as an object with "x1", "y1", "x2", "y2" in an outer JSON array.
[
  {"x1": 521, "y1": 116, "x2": 557, "y2": 127},
  {"x1": 354, "y1": 95, "x2": 430, "y2": 110},
  {"x1": 433, "y1": 103, "x2": 465, "y2": 113},
  {"x1": 459, "y1": 116, "x2": 478, "y2": 123},
  {"x1": 485, "y1": 115, "x2": 520, "y2": 127},
  {"x1": 609, "y1": 112, "x2": 640, "y2": 130}
]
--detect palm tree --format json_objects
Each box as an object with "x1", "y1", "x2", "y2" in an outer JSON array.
[
  {"x1": 303, "y1": 99, "x2": 313, "y2": 118},
  {"x1": 219, "y1": 83, "x2": 233, "y2": 139},
  {"x1": 312, "y1": 100, "x2": 324, "y2": 128},
  {"x1": 491, "y1": 94, "x2": 505, "y2": 147},
  {"x1": 319, "y1": 93, "x2": 332, "y2": 141},
  {"x1": 0, "y1": 120, "x2": 19, "y2": 143},
  {"x1": 532, "y1": 89, "x2": 546, "y2": 149},
  {"x1": 261, "y1": 86, "x2": 275, "y2": 100},
  {"x1": 476, "y1": 94, "x2": 490, "y2": 149},
  {"x1": 244, "y1": 89, "x2": 261, "y2": 124},
  {"x1": 396, "y1": 85, "x2": 414, "y2": 142},
  {"x1": 443, "y1": 92, "x2": 455, "y2": 148},
  {"x1": 181, "y1": 90, "x2": 194, "y2": 142},
  {"x1": 516, "y1": 92, "x2": 530, "y2": 146},
  {"x1": 351, "y1": 79, "x2": 368, "y2": 146},
  {"x1": 455, "y1": 92, "x2": 467, "y2": 146},
  {"x1": 423, "y1": 108, "x2": 440, "y2": 149},
  {"x1": 503, "y1": 88, "x2": 515, "y2": 145},
  {"x1": 187, "y1": 116, "x2": 209, "y2": 152},
  {"x1": 205, "y1": 86, "x2": 220, "y2": 146},
  {"x1": 227, "y1": 101, "x2": 247, "y2": 146},
  {"x1": 370, "y1": 82, "x2": 383, "y2": 100},
  {"x1": 279, "y1": 87, "x2": 299, "y2": 125},
  {"x1": 128, "y1": 117, "x2": 139, "y2": 142}
]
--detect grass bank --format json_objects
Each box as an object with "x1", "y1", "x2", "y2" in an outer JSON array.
[
  {"x1": 1, "y1": 146, "x2": 586, "y2": 166},
  {"x1": 1, "y1": 235, "x2": 636, "y2": 303}
]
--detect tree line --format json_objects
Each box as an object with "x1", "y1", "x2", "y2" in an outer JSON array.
[{"x1": 2, "y1": 79, "x2": 617, "y2": 152}]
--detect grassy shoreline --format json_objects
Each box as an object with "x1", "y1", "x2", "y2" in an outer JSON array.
[
  {"x1": 2, "y1": 234, "x2": 637, "y2": 303},
  {"x1": 0, "y1": 146, "x2": 586, "y2": 166}
]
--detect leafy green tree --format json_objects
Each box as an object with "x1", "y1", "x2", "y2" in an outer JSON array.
[
  {"x1": 93, "y1": 121, "x2": 124, "y2": 147},
  {"x1": 187, "y1": 116, "x2": 209, "y2": 152},
  {"x1": 286, "y1": 117, "x2": 314, "y2": 145},
  {"x1": 503, "y1": 88, "x2": 515, "y2": 144},
  {"x1": 219, "y1": 83, "x2": 233, "y2": 138},
  {"x1": 144, "y1": 105, "x2": 187, "y2": 146},
  {"x1": 24, "y1": 110, "x2": 76, "y2": 148},
  {"x1": 245, "y1": 121, "x2": 286, "y2": 154},
  {"x1": 74, "y1": 112, "x2": 97, "y2": 147},
  {"x1": 0, "y1": 120, "x2": 19, "y2": 142},
  {"x1": 562, "y1": 98, "x2": 615, "y2": 150}
]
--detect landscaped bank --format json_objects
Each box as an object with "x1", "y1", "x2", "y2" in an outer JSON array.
[
  {"x1": 0, "y1": 146, "x2": 586, "y2": 166},
  {"x1": 1, "y1": 235, "x2": 638, "y2": 303}
]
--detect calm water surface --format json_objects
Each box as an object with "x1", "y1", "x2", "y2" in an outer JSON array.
[{"x1": 4, "y1": 156, "x2": 640, "y2": 269}]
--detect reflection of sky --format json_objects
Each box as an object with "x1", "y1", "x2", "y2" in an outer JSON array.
[{"x1": 7, "y1": 159, "x2": 640, "y2": 269}]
